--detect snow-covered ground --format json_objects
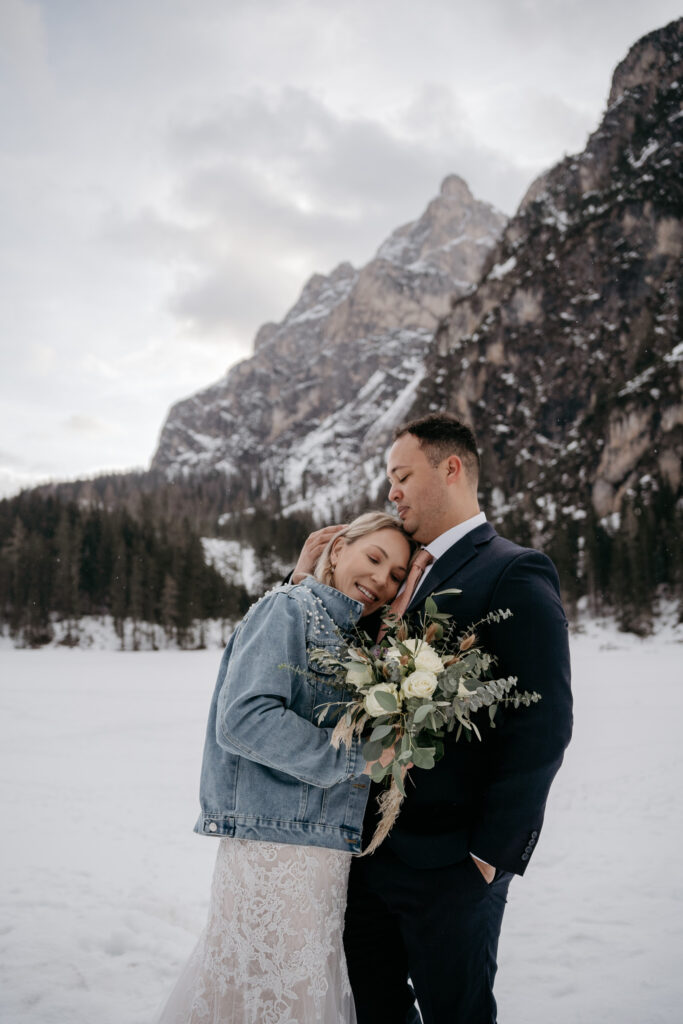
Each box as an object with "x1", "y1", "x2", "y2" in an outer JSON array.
[{"x1": 1, "y1": 624, "x2": 681, "y2": 1024}]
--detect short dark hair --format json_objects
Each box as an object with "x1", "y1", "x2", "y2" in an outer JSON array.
[{"x1": 393, "y1": 413, "x2": 480, "y2": 479}]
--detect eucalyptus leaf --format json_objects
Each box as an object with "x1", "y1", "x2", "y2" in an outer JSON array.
[
  {"x1": 381, "y1": 729, "x2": 397, "y2": 749},
  {"x1": 374, "y1": 689, "x2": 398, "y2": 712},
  {"x1": 411, "y1": 746, "x2": 436, "y2": 770},
  {"x1": 370, "y1": 723, "x2": 394, "y2": 741},
  {"x1": 362, "y1": 739, "x2": 383, "y2": 761},
  {"x1": 413, "y1": 702, "x2": 434, "y2": 724},
  {"x1": 391, "y1": 762, "x2": 406, "y2": 797}
]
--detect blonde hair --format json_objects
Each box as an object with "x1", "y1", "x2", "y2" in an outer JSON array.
[{"x1": 314, "y1": 511, "x2": 413, "y2": 587}]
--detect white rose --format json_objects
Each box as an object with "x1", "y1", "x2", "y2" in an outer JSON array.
[
  {"x1": 411, "y1": 642, "x2": 444, "y2": 675},
  {"x1": 401, "y1": 670, "x2": 438, "y2": 700},
  {"x1": 364, "y1": 683, "x2": 400, "y2": 717},
  {"x1": 386, "y1": 639, "x2": 443, "y2": 674},
  {"x1": 345, "y1": 660, "x2": 374, "y2": 690}
]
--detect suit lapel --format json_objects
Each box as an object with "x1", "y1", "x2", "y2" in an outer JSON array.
[{"x1": 409, "y1": 522, "x2": 497, "y2": 611}]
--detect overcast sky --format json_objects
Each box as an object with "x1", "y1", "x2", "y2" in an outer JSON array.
[{"x1": 0, "y1": 0, "x2": 679, "y2": 496}]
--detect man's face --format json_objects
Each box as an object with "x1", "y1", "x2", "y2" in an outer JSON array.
[{"x1": 386, "y1": 433, "x2": 451, "y2": 545}]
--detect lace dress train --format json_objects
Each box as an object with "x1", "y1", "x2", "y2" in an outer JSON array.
[{"x1": 155, "y1": 839, "x2": 357, "y2": 1024}]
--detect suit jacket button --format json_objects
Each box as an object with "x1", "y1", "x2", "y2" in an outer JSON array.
[
  {"x1": 531, "y1": 831, "x2": 538, "y2": 839},
  {"x1": 521, "y1": 852, "x2": 529, "y2": 861}
]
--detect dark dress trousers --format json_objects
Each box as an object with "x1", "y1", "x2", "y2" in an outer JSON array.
[{"x1": 343, "y1": 522, "x2": 573, "y2": 1024}]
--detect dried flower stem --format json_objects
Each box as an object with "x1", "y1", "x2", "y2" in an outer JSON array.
[
  {"x1": 359, "y1": 776, "x2": 405, "y2": 857},
  {"x1": 330, "y1": 716, "x2": 356, "y2": 750}
]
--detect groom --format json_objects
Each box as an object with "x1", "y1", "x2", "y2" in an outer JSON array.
[{"x1": 293, "y1": 413, "x2": 572, "y2": 1023}]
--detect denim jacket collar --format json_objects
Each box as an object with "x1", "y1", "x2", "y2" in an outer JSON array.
[{"x1": 296, "y1": 576, "x2": 364, "y2": 633}]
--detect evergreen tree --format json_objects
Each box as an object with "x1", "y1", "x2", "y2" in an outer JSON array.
[{"x1": 161, "y1": 573, "x2": 179, "y2": 642}]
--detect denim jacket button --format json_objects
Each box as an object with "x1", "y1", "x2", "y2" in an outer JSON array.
[{"x1": 208, "y1": 822, "x2": 218, "y2": 832}]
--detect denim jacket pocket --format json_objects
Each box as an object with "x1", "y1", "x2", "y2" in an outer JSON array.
[{"x1": 307, "y1": 640, "x2": 347, "y2": 726}]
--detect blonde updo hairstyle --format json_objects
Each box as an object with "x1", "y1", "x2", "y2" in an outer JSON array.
[{"x1": 314, "y1": 511, "x2": 415, "y2": 588}]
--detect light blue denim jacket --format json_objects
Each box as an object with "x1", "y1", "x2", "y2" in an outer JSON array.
[{"x1": 194, "y1": 578, "x2": 371, "y2": 853}]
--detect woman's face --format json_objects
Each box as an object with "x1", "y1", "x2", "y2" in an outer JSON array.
[{"x1": 330, "y1": 528, "x2": 411, "y2": 616}]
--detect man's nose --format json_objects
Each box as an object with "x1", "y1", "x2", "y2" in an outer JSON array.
[{"x1": 388, "y1": 482, "x2": 401, "y2": 503}]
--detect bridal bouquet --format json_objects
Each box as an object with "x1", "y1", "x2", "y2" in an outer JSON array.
[{"x1": 309, "y1": 594, "x2": 541, "y2": 855}]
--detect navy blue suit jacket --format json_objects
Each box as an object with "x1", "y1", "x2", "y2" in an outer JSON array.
[{"x1": 375, "y1": 521, "x2": 572, "y2": 875}]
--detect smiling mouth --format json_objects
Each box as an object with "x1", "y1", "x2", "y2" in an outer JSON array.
[
  {"x1": 397, "y1": 506, "x2": 409, "y2": 519},
  {"x1": 356, "y1": 583, "x2": 378, "y2": 603}
]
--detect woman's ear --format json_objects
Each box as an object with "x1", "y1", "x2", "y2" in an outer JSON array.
[{"x1": 330, "y1": 536, "x2": 345, "y2": 566}]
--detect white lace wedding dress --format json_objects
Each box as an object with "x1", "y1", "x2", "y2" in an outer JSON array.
[{"x1": 155, "y1": 838, "x2": 357, "y2": 1024}]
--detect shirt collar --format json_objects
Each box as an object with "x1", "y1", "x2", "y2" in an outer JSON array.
[{"x1": 424, "y1": 511, "x2": 487, "y2": 562}]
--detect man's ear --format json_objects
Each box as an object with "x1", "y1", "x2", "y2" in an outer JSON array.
[{"x1": 445, "y1": 454, "x2": 463, "y2": 483}]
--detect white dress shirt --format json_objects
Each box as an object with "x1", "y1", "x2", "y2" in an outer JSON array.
[
  {"x1": 418, "y1": 511, "x2": 487, "y2": 592},
  {"x1": 396, "y1": 511, "x2": 487, "y2": 598}
]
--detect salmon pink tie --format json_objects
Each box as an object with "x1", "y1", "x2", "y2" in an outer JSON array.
[{"x1": 386, "y1": 548, "x2": 434, "y2": 622}]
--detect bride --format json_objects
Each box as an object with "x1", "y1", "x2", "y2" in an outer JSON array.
[{"x1": 155, "y1": 512, "x2": 412, "y2": 1024}]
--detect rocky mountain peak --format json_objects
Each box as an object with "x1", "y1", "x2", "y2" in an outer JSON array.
[
  {"x1": 517, "y1": 19, "x2": 681, "y2": 232},
  {"x1": 608, "y1": 18, "x2": 682, "y2": 107},
  {"x1": 151, "y1": 177, "x2": 506, "y2": 515},
  {"x1": 439, "y1": 173, "x2": 474, "y2": 200},
  {"x1": 376, "y1": 173, "x2": 500, "y2": 276}
]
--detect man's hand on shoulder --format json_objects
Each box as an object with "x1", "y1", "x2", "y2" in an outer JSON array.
[
  {"x1": 292, "y1": 524, "x2": 348, "y2": 583},
  {"x1": 470, "y1": 854, "x2": 495, "y2": 884}
]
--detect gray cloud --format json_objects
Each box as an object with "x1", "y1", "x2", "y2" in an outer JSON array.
[
  {"x1": 147, "y1": 86, "x2": 530, "y2": 338},
  {"x1": 61, "y1": 415, "x2": 115, "y2": 435}
]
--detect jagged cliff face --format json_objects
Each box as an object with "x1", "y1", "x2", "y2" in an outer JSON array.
[
  {"x1": 151, "y1": 176, "x2": 506, "y2": 516},
  {"x1": 416, "y1": 19, "x2": 682, "y2": 537}
]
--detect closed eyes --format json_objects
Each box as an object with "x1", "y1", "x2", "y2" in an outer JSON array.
[{"x1": 368, "y1": 553, "x2": 405, "y2": 584}]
